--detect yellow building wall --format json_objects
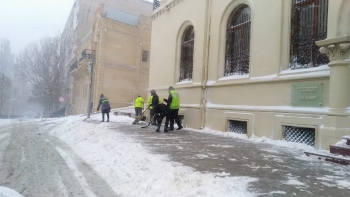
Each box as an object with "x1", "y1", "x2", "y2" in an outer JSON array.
[
  {"x1": 149, "y1": 0, "x2": 350, "y2": 149},
  {"x1": 71, "y1": 5, "x2": 152, "y2": 113}
]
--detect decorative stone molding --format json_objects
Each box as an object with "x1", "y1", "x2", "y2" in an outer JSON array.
[
  {"x1": 105, "y1": 62, "x2": 136, "y2": 71},
  {"x1": 152, "y1": 0, "x2": 184, "y2": 20},
  {"x1": 319, "y1": 43, "x2": 350, "y2": 61},
  {"x1": 316, "y1": 36, "x2": 350, "y2": 63}
]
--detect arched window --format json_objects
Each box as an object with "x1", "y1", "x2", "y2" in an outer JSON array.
[
  {"x1": 225, "y1": 5, "x2": 251, "y2": 76},
  {"x1": 290, "y1": 0, "x2": 329, "y2": 69},
  {"x1": 180, "y1": 26, "x2": 194, "y2": 81}
]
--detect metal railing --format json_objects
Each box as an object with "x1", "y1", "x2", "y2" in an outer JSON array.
[
  {"x1": 153, "y1": 0, "x2": 160, "y2": 10},
  {"x1": 79, "y1": 49, "x2": 95, "y2": 62}
]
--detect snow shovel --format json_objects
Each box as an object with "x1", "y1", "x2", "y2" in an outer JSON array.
[
  {"x1": 83, "y1": 111, "x2": 99, "y2": 121},
  {"x1": 141, "y1": 115, "x2": 156, "y2": 128},
  {"x1": 132, "y1": 106, "x2": 150, "y2": 125}
]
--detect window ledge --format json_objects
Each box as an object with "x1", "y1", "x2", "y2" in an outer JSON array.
[
  {"x1": 207, "y1": 68, "x2": 330, "y2": 87},
  {"x1": 279, "y1": 65, "x2": 330, "y2": 76}
]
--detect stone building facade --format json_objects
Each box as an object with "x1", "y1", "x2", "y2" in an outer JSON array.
[
  {"x1": 70, "y1": 3, "x2": 152, "y2": 115},
  {"x1": 61, "y1": 0, "x2": 152, "y2": 115},
  {"x1": 149, "y1": 0, "x2": 350, "y2": 149}
]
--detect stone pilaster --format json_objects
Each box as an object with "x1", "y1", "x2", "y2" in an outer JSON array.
[
  {"x1": 316, "y1": 36, "x2": 350, "y2": 149},
  {"x1": 316, "y1": 36, "x2": 350, "y2": 115}
]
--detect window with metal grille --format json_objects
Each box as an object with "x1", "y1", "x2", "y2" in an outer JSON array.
[
  {"x1": 225, "y1": 5, "x2": 251, "y2": 77},
  {"x1": 283, "y1": 126, "x2": 315, "y2": 146},
  {"x1": 142, "y1": 51, "x2": 148, "y2": 62},
  {"x1": 290, "y1": 0, "x2": 329, "y2": 69},
  {"x1": 228, "y1": 120, "x2": 247, "y2": 134},
  {"x1": 179, "y1": 26, "x2": 194, "y2": 82},
  {"x1": 153, "y1": 0, "x2": 160, "y2": 10}
]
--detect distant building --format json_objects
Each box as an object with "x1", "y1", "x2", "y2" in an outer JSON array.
[
  {"x1": 61, "y1": 0, "x2": 152, "y2": 115},
  {"x1": 149, "y1": 0, "x2": 350, "y2": 149},
  {"x1": 68, "y1": 2, "x2": 152, "y2": 115}
]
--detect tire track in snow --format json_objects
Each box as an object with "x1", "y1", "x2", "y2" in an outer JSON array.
[{"x1": 55, "y1": 147, "x2": 97, "y2": 197}]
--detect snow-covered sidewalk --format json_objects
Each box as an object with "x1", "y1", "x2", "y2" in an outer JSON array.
[
  {"x1": 45, "y1": 114, "x2": 257, "y2": 196},
  {"x1": 1, "y1": 113, "x2": 349, "y2": 196}
]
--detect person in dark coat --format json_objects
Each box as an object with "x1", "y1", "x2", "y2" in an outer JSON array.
[
  {"x1": 97, "y1": 94, "x2": 111, "y2": 122},
  {"x1": 149, "y1": 89, "x2": 160, "y2": 125},
  {"x1": 153, "y1": 103, "x2": 170, "y2": 132}
]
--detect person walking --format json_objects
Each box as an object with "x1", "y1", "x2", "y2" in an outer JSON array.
[
  {"x1": 134, "y1": 95, "x2": 144, "y2": 120},
  {"x1": 163, "y1": 86, "x2": 183, "y2": 131},
  {"x1": 96, "y1": 94, "x2": 111, "y2": 122},
  {"x1": 148, "y1": 89, "x2": 160, "y2": 125},
  {"x1": 153, "y1": 103, "x2": 170, "y2": 132}
]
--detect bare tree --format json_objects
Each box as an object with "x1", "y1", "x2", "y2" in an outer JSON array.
[
  {"x1": 0, "y1": 39, "x2": 12, "y2": 116},
  {"x1": 17, "y1": 36, "x2": 65, "y2": 117},
  {"x1": 0, "y1": 73, "x2": 11, "y2": 116},
  {"x1": 0, "y1": 39, "x2": 12, "y2": 74}
]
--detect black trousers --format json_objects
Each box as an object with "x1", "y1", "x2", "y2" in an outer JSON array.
[
  {"x1": 150, "y1": 109, "x2": 156, "y2": 124},
  {"x1": 157, "y1": 113, "x2": 170, "y2": 131},
  {"x1": 102, "y1": 109, "x2": 110, "y2": 121},
  {"x1": 169, "y1": 109, "x2": 181, "y2": 129}
]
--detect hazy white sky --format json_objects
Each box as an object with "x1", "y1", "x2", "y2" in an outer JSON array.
[{"x1": 0, "y1": 0, "x2": 74, "y2": 54}]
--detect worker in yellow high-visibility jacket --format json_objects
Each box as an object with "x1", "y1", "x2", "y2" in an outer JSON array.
[{"x1": 134, "y1": 95, "x2": 144, "y2": 119}]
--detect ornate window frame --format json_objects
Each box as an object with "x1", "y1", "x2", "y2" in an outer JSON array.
[
  {"x1": 289, "y1": 0, "x2": 329, "y2": 69},
  {"x1": 218, "y1": 1, "x2": 253, "y2": 79},
  {"x1": 175, "y1": 20, "x2": 196, "y2": 83},
  {"x1": 224, "y1": 5, "x2": 251, "y2": 76},
  {"x1": 179, "y1": 25, "x2": 194, "y2": 82}
]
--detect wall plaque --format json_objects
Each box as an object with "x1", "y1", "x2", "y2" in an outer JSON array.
[{"x1": 291, "y1": 82, "x2": 323, "y2": 107}]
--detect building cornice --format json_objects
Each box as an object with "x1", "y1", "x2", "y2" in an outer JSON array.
[{"x1": 151, "y1": 0, "x2": 184, "y2": 20}]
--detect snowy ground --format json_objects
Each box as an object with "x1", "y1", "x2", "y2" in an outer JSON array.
[{"x1": 0, "y1": 113, "x2": 349, "y2": 196}]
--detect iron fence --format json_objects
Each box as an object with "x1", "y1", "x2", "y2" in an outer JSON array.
[{"x1": 79, "y1": 49, "x2": 95, "y2": 62}]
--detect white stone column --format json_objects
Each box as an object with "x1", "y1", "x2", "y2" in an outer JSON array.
[{"x1": 316, "y1": 36, "x2": 350, "y2": 114}]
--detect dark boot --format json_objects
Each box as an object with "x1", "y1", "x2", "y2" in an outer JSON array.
[
  {"x1": 176, "y1": 125, "x2": 183, "y2": 130},
  {"x1": 155, "y1": 123, "x2": 161, "y2": 132},
  {"x1": 175, "y1": 117, "x2": 182, "y2": 130},
  {"x1": 106, "y1": 114, "x2": 109, "y2": 122}
]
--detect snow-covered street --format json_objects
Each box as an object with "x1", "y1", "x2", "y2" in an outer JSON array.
[{"x1": 0, "y1": 114, "x2": 349, "y2": 197}]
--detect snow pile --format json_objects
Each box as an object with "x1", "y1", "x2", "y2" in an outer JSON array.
[
  {"x1": 190, "y1": 127, "x2": 316, "y2": 152},
  {"x1": 335, "y1": 136, "x2": 349, "y2": 147},
  {"x1": 0, "y1": 119, "x2": 24, "y2": 127},
  {"x1": 0, "y1": 186, "x2": 24, "y2": 197},
  {"x1": 46, "y1": 114, "x2": 258, "y2": 197}
]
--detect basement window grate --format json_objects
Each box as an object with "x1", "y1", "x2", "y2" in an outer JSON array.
[
  {"x1": 228, "y1": 120, "x2": 247, "y2": 134},
  {"x1": 283, "y1": 126, "x2": 315, "y2": 147}
]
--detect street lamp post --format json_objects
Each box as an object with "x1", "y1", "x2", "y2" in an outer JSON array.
[
  {"x1": 80, "y1": 49, "x2": 95, "y2": 120},
  {"x1": 87, "y1": 61, "x2": 93, "y2": 118}
]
